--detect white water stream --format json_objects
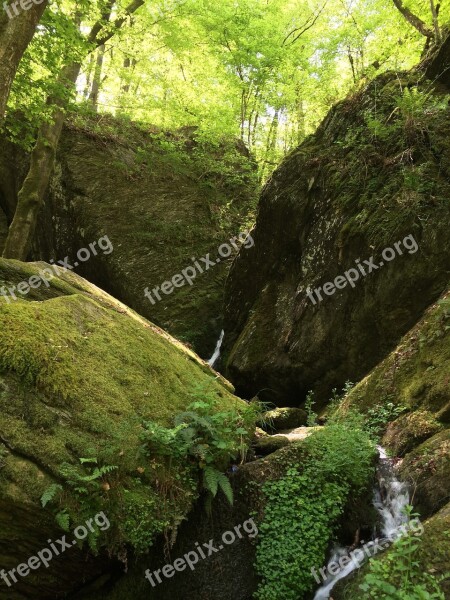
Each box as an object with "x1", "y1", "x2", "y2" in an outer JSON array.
[
  {"x1": 313, "y1": 446, "x2": 410, "y2": 600},
  {"x1": 208, "y1": 330, "x2": 224, "y2": 368}
]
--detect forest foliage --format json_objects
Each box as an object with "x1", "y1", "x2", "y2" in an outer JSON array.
[{"x1": 3, "y1": 0, "x2": 449, "y2": 180}]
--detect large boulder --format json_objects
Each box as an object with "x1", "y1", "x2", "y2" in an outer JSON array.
[
  {"x1": 0, "y1": 117, "x2": 257, "y2": 357},
  {"x1": 0, "y1": 258, "x2": 242, "y2": 599},
  {"x1": 222, "y1": 48, "x2": 450, "y2": 406}
]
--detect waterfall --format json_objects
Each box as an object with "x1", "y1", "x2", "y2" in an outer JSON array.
[
  {"x1": 208, "y1": 330, "x2": 224, "y2": 368},
  {"x1": 313, "y1": 446, "x2": 410, "y2": 600}
]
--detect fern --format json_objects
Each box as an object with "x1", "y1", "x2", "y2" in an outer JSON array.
[
  {"x1": 41, "y1": 483, "x2": 63, "y2": 508},
  {"x1": 217, "y1": 471, "x2": 234, "y2": 505},
  {"x1": 203, "y1": 466, "x2": 233, "y2": 505},
  {"x1": 55, "y1": 510, "x2": 71, "y2": 532},
  {"x1": 203, "y1": 466, "x2": 219, "y2": 497}
]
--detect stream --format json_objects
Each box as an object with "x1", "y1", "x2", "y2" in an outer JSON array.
[{"x1": 313, "y1": 446, "x2": 410, "y2": 599}]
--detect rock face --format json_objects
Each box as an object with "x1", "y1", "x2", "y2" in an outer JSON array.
[
  {"x1": 222, "y1": 48, "x2": 450, "y2": 407},
  {"x1": 0, "y1": 118, "x2": 257, "y2": 357},
  {"x1": 0, "y1": 258, "x2": 241, "y2": 599}
]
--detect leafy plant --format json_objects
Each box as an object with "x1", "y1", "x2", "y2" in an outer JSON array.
[
  {"x1": 360, "y1": 507, "x2": 446, "y2": 599},
  {"x1": 365, "y1": 399, "x2": 407, "y2": 438},
  {"x1": 305, "y1": 390, "x2": 318, "y2": 427},
  {"x1": 40, "y1": 457, "x2": 118, "y2": 550},
  {"x1": 140, "y1": 383, "x2": 256, "y2": 507}
]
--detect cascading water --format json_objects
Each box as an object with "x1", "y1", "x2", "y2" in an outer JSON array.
[
  {"x1": 313, "y1": 446, "x2": 410, "y2": 600},
  {"x1": 208, "y1": 330, "x2": 224, "y2": 368}
]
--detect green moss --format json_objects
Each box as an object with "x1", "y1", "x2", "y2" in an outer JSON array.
[
  {"x1": 341, "y1": 291, "x2": 450, "y2": 418},
  {"x1": 383, "y1": 411, "x2": 443, "y2": 456},
  {"x1": 0, "y1": 258, "x2": 244, "y2": 556}
]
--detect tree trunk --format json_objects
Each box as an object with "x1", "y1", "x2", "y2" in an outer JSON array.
[
  {"x1": 83, "y1": 52, "x2": 96, "y2": 98},
  {"x1": 0, "y1": 0, "x2": 49, "y2": 120},
  {"x1": 88, "y1": 44, "x2": 106, "y2": 110},
  {"x1": 121, "y1": 56, "x2": 137, "y2": 93},
  {"x1": 430, "y1": 0, "x2": 441, "y2": 44},
  {"x1": 2, "y1": 63, "x2": 80, "y2": 260},
  {"x1": 425, "y1": 30, "x2": 450, "y2": 87},
  {"x1": 391, "y1": 0, "x2": 433, "y2": 38}
]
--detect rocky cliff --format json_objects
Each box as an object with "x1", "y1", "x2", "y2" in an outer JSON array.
[{"x1": 222, "y1": 42, "x2": 450, "y2": 407}]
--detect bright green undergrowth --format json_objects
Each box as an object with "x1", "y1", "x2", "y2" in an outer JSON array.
[
  {"x1": 41, "y1": 384, "x2": 259, "y2": 553},
  {"x1": 254, "y1": 411, "x2": 376, "y2": 600}
]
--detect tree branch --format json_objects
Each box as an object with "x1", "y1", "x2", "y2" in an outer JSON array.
[
  {"x1": 283, "y1": 1, "x2": 327, "y2": 46},
  {"x1": 89, "y1": 0, "x2": 145, "y2": 48},
  {"x1": 391, "y1": 0, "x2": 433, "y2": 38}
]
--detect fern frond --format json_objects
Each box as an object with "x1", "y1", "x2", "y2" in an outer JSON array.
[
  {"x1": 41, "y1": 483, "x2": 63, "y2": 508},
  {"x1": 203, "y1": 466, "x2": 219, "y2": 497},
  {"x1": 55, "y1": 510, "x2": 71, "y2": 532},
  {"x1": 217, "y1": 472, "x2": 234, "y2": 505}
]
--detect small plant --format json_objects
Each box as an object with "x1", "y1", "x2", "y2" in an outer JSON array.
[
  {"x1": 305, "y1": 390, "x2": 318, "y2": 427},
  {"x1": 40, "y1": 457, "x2": 118, "y2": 550},
  {"x1": 365, "y1": 399, "x2": 407, "y2": 438},
  {"x1": 328, "y1": 381, "x2": 355, "y2": 415},
  {"x1": 254, "y1": 413, "x2": 376, "y2": 600},
  {"x1": 360, "y1": 506, "x2": 445, "y2": 599}
]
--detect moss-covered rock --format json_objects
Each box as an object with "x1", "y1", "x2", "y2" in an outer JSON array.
[
  {"x1": 254, "y1": 434, "x2": 290, "y2": 455},
  {"x1": 0, "y1": 258, "x2": 244, "y2": 598},
  {"x1": 340, "y1": 290, "x2": 450, "y2": 418},
  {"x1": 398, "y1": 430, "x2": 450, "y2": 519},
  {"x1": 0, "y1": 116, "x2": 258, "y2": 357},
  {"x1": 222, "y1": 41, "x2": 450, "y2": 406},
  {"x1": 260, "y1": 407, "x2": 308, "y2": 432},
  {"x1": 382, "y1": 411, "x2": 443, "y2": 456}
]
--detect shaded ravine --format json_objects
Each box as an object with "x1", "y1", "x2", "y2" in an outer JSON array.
[{"x1": 313, "y1": 447, "x2": 410, "y2": 599}]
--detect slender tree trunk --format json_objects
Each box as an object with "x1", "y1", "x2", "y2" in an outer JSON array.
[
  {"x1": 121, "y1": 56, "x2": 137, "y2": 92},
  {"x1": 2, "y1": 63, "x2": 80, "y2": 260},
  {"x1": 83, "y1": 52, "x2": 96, "y2": 98},
  {"x1": 430, "y1": 0, "x2": 441, "y2": 44},
  {"x1": 88, "y1": 44, "x2": 106, "y2": 111},
  {"x1": 0, "y1": 0, "x2": 49, "y2": 120},
  {"x1": 296, "y1": 90, "x2": 306, "y2": 144}
]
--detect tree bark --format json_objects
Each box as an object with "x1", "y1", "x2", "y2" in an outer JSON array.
[
  {"x1": 430, "y1": 0, "x2": 441, "y2": 44},
  {"x1": 0, "y1": 0, "x2": 49, "y2": 120},
  {"x1": 88, "y1": 44, "x2": 106, "y2": 110},
  {"x1": 425, "y1": 30, "x2": 450, "y2": 87}
]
